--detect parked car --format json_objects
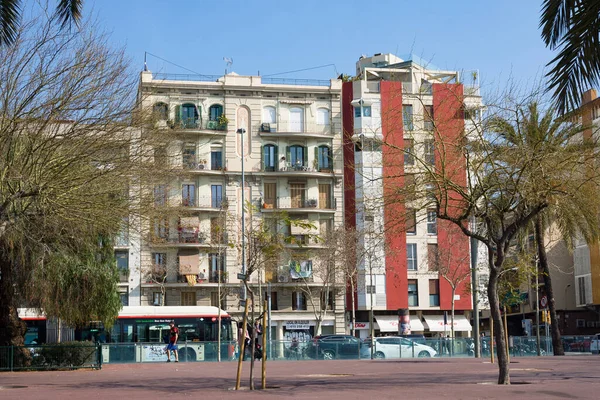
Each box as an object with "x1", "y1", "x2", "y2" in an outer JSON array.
[
  {"x1": 306, "y1": 335, "x2": 364, "y2": 360},
  {"x1": 368, "y1": 336, "x2": 437, "y2": 359},
  {"x1": 590, "y1": 334, "x2": 600, "y2": 354}
]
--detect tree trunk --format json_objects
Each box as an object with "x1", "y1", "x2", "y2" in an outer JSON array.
[
  {"x1": 534, "y1": 216, "x2": 564, "y2": 356},
  {"x1": 0, "y1": 254, "x2": 31, "y2": 367},
  {"x1": 249, "y1": 289, "x2": 256, "y2": 390},
  {"x1": 489, "y1": 263, "x2": 510, "y2": 384}
]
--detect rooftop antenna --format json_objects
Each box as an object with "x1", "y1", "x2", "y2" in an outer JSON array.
[{"x1": 224, "y1": 57, "x2": 233, "y2": 75}]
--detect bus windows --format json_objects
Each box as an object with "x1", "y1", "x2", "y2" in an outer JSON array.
[
  {"x1": 148, "y1": 323, "x2": 170, "y2": 343},
  {"x1": 179, "y1": 324, "x2": 200, "y2": 342}
]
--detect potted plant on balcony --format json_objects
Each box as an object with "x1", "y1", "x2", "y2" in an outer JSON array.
[{"x1": 217, "y1": 114, "x2": 229, "y2": 130}]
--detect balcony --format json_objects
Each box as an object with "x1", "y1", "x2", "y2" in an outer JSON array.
[
  {"x1": 209, "y1": 270, "x2": 228, "y2": 283},
  {"x1": 182, "y1": 159, "x2": 227, "y2": 174},
  {"x1": 261, "y1": 197, "x2": 336, "y2": 212},
  {"x1": 258, "y1": 121, "x2": 338, "y2": 138},
  {"x1": 165, "y1": 119, "x2": 228, "y2": 134},
  {"x1": 259, "y1": 162, "x2": 336, "y2": 176},
  {"x1": 181, "y1": 196, "x2": 229, "y2": 210},
  {"x1": 147, "y1": 230, "x2": 224, "y2": 248}
]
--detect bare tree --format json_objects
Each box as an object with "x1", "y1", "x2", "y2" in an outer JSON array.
[{"x1": 0, "y1": 11, "x2": 167, "y2": 363}]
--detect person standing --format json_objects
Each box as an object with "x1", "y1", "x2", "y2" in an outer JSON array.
[{"x1": 166, "y1": 321, "x2": 179, "y2": 362}]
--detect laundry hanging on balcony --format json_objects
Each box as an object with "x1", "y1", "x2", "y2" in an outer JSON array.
[{"x1": 289, "y1": 260, "x2": 313, "y2": 279}]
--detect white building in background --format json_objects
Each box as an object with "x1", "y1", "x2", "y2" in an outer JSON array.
[{"x1": 116, "y1": 70, "x2": 346, "y2": 340}]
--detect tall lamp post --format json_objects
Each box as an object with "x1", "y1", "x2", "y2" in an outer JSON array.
[{"x1": 237, "y1": 128, "x2": 247, "y2": 301}]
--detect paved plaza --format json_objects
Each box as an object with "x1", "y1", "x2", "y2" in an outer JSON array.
[{"x1": 1, "y1": 356, "x2": 599, "y2": 399}]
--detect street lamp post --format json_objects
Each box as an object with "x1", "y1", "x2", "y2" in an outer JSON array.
[{"x1": 237, "y1": 128, "x2": 247, "y2": 301}]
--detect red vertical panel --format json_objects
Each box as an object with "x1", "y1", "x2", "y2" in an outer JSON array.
[
  {"x1": 342, "y1": 81, "x2": 358, "y2": 312},
  {"x1": 381, "y1": 81, "x2": 408, "y2": 310},
  {"x1": 433, "y1": 83, "x2": 471, "y2": 311}
]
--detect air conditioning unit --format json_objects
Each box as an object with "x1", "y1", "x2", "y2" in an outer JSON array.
[
  {"x1": 587, "y1": 321, "x2": 595, "y2": 328},
  {"x1": 260, "y1": 123, "x2": 271, "y2": 132},
  {"x1": 576, "y1": 319, "x2": 585, "y2": 328},
  {"x1": 277, "y1": 273, "x2": 289, "y2": 283}
]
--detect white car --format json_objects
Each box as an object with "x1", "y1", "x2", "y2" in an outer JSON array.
[
  {"x1": 371, "y1": 336, "x2": 437, "y2": 359},
  {"x1": 591, "y1": 333, "x2": 600, "y2": 354}
]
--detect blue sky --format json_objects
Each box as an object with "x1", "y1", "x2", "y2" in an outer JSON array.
[{"x1": 87, "y1": 0, "x2": 553, "y2": 95}]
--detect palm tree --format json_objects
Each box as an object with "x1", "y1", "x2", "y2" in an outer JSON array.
[
  {"x1": 0, "y1": 0, "x2": 83, "y2": 46},
  {"x1": 494, "y1": 102, "x2": 600, "y2": 355},
  {"x1": 540, "y1": 0, "x2": 600, "y2": 114}
]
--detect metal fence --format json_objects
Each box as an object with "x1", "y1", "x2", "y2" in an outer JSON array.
[
  {"x1": 0, "y1": 343, "x2": 101, "y2": 372},
  {"x1": 0, "y1": 336, "x2": 593, "y2": 370}
]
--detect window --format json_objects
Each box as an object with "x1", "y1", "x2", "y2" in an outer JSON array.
[
  {"x1": 263, "y1": 144, "x2": 278, "y2": 172},
  {"x1": 289, "y1": 107, "x2": 304, "y2": 132},
  {"x1": 152, "y1": 252, "x2": 167, "y2": 269},
  {"x1": 289, "y1": 183, "x2": 305, "y2": 208},
  {"x1": 317, "y1": 108, "x2": 330, "y2": 125},
  {"x1": 424, "y1": 140, "x2": 435, "y2": 165},
  {"x1": 355, "y1": 106, "x2": 372, "y2": 117},
  {"x1": 425, "y1": 183, "x2": 436, "y2": 202},
  {"x1": 427, "y1": 209, "x2": 437, "y2": 235},
  {"x1": 424, "y1": 105, "x2": 434, "y2": 130},
  {"x1": 209, "y1": 104, "x2": 223, "y2": 121},
  {"x1": 318, "y1": 185, "x2": 331, "y2": 210},
  {"x1": 115, "y1": 250, "x2": 128, "y2": 271},
  {"x1": 321, "y1": 290, "x2": 334, "y2": 310},
  {"x1": 366, "y1": 285, "x2": 376, "y2": 294},
  {"x1": 179, "y1": 103, "x2": 199, "y2": 129},
  {"x1": 406, "y1": 209, "x2": 416, "y2": 234},
  {"x1": 428, "y1": 244, "x2": 439, "y2": 271},
  {"x1": 464, "y1": 107, "x2": 481, "y2": 121},
  {"x1": 429, "y1": 279, "x2": 440, "y2": 306},
  {"x1": 182, "y1": 184, "x2": 195, "y2": 207},
  {"x1": 407, "y1": 243, "x2": 417, "y2": 270},
  {"x1": 578, "y1": 276, "x2": 587, "y2": 305},
  {"x1": 120, "y1": 293, "x2": 129, "y2": 307},
  {"x1": 153, "y1": 292, "x2": 164, "y2": 306},
  {"x1": 211, "y1": 149, "x2": 223, "y2": 170},
  {"x1": 181, "y1": 292, "x2": 196, "y2": 306},
  {"x1": 209, "y1": 253, "x2": 225, "y2": 283},
  {"x1": 263, "y1": 183, "x2": 277, "y2": 209},
  {"x1": 270, "y1": 292, "x2": 278, "y2": 311},
  {"x1": 211, "y1": 185, "x2": 223, "y2": 208},
  {"x1": 211, "y1": 217, "x2": 226, "y2": 243},
  {"x1": 317, "y1": 145, "x2": 332, "y2": 171},
  {"x1": 292, "y1": 291, "x2": 307, "y2": 310},
  {"x1": 153, "y1": 102, "x2": 168, "y2": 120},
  {"x1": 404, "y1": 139, "x2": 414, "y2": 165},
  {"x1": 154, "y1": 185, "x2": 167, "y2": 206},
  {"x1": 408, "y1": 280, "x2": 418, "y2": 307},
  {"x1": 403, "y1": 105, "x2": 413, "y2": 131},
  {"x1": 288, "y1": 145, "x2": 306, "y2": 169},
  {"x1": 182, "y1": 143, "x2": 197, "y2": 168},
  {"x1": 153, "y1": 218, "x2": 168, "y2": 240},
  {"x1": 263, "y1": 106, "x2": 276, "y2": 124}
]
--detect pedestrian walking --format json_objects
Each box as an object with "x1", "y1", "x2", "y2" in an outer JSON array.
[{"x1": 166, "y1": 321, "x2": 179, "y2": 362}]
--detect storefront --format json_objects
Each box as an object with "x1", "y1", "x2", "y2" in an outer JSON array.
[
  {"x1": 352, "y1": 316, "x2": 425, "y2": 339},
  {"x1": 422, "y1": 314, "x2": 472, "y2": 337}
]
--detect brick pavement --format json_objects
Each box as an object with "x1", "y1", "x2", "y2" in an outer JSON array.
[{"x1": 0, "y1": 356, "x2": 599, "y2": 399}]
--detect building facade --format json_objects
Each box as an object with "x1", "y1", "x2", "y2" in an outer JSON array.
[
  {"x1": 342, "y1": 53, "x2": 483, "y2": 338},
  {"x1": 117, "y1": 71, "x2": 346, "y2": 341}
]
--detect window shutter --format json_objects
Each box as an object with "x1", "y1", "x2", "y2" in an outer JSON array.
[
  {"x1": 274, "y1": 145, "x2": 279, "y2": 170},
  {"x1": 303, "y1": 146, "x2": 308, "y2": 165},
  {"x1": 314, "y1": 146, "x2": 319, "y2": 170},
  {"x1": 286, "y1": 146, "x2": 291, "y2": 162},
  {"x1": 292, "y1": 292, "x2": 297, "y2": 310},
  {"x1": 174, "y1": 105, "x2": 181, "y2": 125},
  {"x1": 327, "y1": 146, "x2": 333, "y2": 169},
  {"x1": 260, "y1": 145, "x2": 264, "y2": 170}
]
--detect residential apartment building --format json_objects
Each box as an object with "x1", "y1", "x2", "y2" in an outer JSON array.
[
  {"x1": 117, "y1": 70, "x2": 346, "y2": 341},
  {"x1": 342, "y1": 53, "x2": 483, "y2": 338}
]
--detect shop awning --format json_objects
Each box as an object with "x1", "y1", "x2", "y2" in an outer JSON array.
[
  {"x1": 423, "y1": 314, "x2": 472, "y2": 332},
  {"x1": 178, "y1": 249, "x2": 200, "y2": 275},
  {"x1": 373, "y1": 315, "x2": 425, "y2": 333}
]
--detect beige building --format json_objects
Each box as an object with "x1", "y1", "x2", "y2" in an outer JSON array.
[{"x1": 117, "y1": 70, "x2": 346, "y2": 340}]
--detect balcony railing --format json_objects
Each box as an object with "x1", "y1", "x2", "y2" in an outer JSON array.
[
  {"x1": 209, "y1": 270, "x2": 228, "y2": 283},
  {"x1": 182, "y1": 159, "x2": 226, "y2": 172},
  {"x1": 147, "y1": 230, "x2": 213, "y2": 245},
  {"x1": 258, "y1": 121, "x2": 338, "y2": 135},
  {"x1": 261, "y1": 162, "x2": 334, "y2": 173},
  {"x1": 181, "y1": 196, "x2": 228, "y2": 209},
  {"x1": 262, "y1": 197, "x2": 336, "y2": 210},
  {"x1": 165, "y1": 118, "x2": 228, "y2": 132}
]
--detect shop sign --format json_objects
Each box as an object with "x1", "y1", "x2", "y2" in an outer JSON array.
[
  {"x1": 285, "y1": 320, "x2": 310, "y2": 330},
  {"x1": 353, "y1": 322, "x2": 369, "y2": 329}
]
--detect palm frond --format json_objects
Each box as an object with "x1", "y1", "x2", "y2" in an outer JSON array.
[
  {"x1": 541, "y1": 0, "x2": 600, "y2": 114},
  {"x1": 55, "y1": 0, "x2": 83, "y2": 29},
  {"x1": 0, "y1": 0, "x2": 21, "y2": 46}
]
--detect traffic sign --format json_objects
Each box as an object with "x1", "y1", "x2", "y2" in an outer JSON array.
[
  {"x1": 540, "y1": 296, "x2": 548, "y2": 308},
  {"x1": 237, "y1": 273, "x2": 246, "y2": 280}
]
